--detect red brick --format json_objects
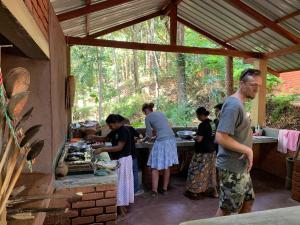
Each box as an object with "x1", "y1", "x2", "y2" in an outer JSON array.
[
  {"x1": 82, "y1": 192, "x2": 104, "y2": 201},
  {"x1": 106, "y1": 221, "x2": 116, "y2": 225},
  {"x1": 91, "y1": 223, "x2": 104, "y2": 225},
  {"x1": 43, "y1": 0, "x2": 49, "y2": 11},
  {"x1": 44, "y1": 214, "x2": 70, "y2": 225},
  {"x1": 72, "y1": 216, "x2": 94, "y2": 225},
  {"x1": 49, "y1": 198, "x2": 71, "y2": 208},
  {"x1": 56, "y1": 186, "x2": 95, "y2": 194},
  {"x1": 24, "y1": 0, "x2": 32, "y2": 12},
  {"x1": 72, "y1": 200, "x2": 95, "y2": 209},
  {"x1": 38, "y1": 0, "x2": 48, "y2": 18},
  {"x1": 65, "y1": 210, "x2": 78, "y2": 218},
  {"x1": 105, "y1": 191, "x2": 116, "y2": 198},
  {"x1": 105, "y1": 206, "x2": 116, "y2": 213},
  {"x1": 31, "y1": 0, "x2": 38, "y2": 11},
  {"x1": 96, "y1": 184, "x2": 116, "y2": 192},
  {"x1": 96, "y1": 214, "x2": 117, "y2": 223},
  {"x1": 96, "y1": 198, "x2": 116, "y2": 207},
  {"x1": 81, "y1": 207, "x2": 103, "y2": 216}
]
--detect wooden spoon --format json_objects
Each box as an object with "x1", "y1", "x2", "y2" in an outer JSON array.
[
  {"x1": 7, "y1": 91, "x2": 30, "y2": 120},
  {"x1": 3, "y1": 67, "x2": 30, "y2": 98},
  {"x1": 0, "y1": 140, "x2": 43, "y2": 214},
  {"x1": 0, "y1": 125, "x2": 41, "y2": 195},
  {"x1": 26, "y1": 139, "x2": 44, "y2": 161},
  {"x1": 20, "y1": 125, "x2": 42, "y2": 147},
  {"x1": 15, "y1": 107, "x2": 33, "y2": 130}
]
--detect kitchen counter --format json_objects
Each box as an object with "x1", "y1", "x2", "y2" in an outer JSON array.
[
  {"x1": 135, "y1": 138, "x2": 194, "y2": 148},
  {"x1": 252, "y1": 136, "x2": 277, "y2": 144},
  {"x1": 136, "y1": 136, "x2": 277, "y2": 149},
  {"x1": 55, "y1": 173, "x2": 117, "y2": 190}
]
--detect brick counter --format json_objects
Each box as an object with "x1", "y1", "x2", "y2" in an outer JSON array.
[{"x1": 44, "y1": 174, "x2": 117, "y2": 225}]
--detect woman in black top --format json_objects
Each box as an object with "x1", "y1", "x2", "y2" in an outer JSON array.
[
  {"x1": 185, "y1": 107, "x2": 218, "y2": 199},
  {"x1": 93, "y1": 114, "x2": 134, "y2": 217}
]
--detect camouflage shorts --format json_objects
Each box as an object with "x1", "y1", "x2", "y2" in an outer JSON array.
[{"x1": 218, "y1": 168, "x2": 255, "y2": 213}]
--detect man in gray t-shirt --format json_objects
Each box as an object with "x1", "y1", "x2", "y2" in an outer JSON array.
[{"x1": 215, "y1": 69, "x2": 262, "y2": 217}]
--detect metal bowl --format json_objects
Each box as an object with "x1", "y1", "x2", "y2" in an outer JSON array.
[{"x1": 176, "y1": 131, "x2": 196, "y2": 140}]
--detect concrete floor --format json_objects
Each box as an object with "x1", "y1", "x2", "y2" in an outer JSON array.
[{"x1": 119, "y1": 169, "x2": 300, "y2": 225}]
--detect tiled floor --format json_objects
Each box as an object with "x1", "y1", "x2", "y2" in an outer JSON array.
[{"x1": 119, "y1": 169, "x2": 300, "y2": 225}]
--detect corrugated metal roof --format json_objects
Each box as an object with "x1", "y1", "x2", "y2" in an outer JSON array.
[{"x1": 51, "y1": 0, "x2": 300, "y2": 73}]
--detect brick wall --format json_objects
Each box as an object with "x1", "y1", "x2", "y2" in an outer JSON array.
[
  {"x1": 277, "y1": 71, "x2": 300, "y2": 94},
  {"x1": 24, "y1": 0, "x2": 49, "y2": 40},
  {"x1": 44, "y1": 184, "x2": 117, "y2": 225}
]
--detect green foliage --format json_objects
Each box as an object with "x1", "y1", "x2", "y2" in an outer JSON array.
[
  {"x1": 267, "y1": 95, "x2": 296, "y2": 123},
  {"x1": 108, "y1": 94, "x2": 144, "y2": 119},
  {"x1": 266, "y1": 74, "x2": 282, "y2": 93},
  {"x1": 73, "y1": 106, "x2": 96, "y2": 121}
]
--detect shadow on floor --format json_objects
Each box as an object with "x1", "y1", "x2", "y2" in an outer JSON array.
[{"x1": 119, "y1": 169, "x2": 300, "y2": 225}]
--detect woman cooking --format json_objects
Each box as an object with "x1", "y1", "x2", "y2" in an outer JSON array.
[
  {"x1": 92, "y1": 114, "x2": 134, "y2": 217},
  {"x1": 185, "y1": 107, "x2": 218, "y2": 199},
  {"x1": 142, "y1": 102, "x2": 178, "y2": 196}
]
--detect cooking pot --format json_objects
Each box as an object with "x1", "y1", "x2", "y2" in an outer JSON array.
[{"x1": 176, "y1": 131, "x2": 196, "y2": 140}]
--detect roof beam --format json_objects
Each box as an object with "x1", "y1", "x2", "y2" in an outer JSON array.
[
  {"x1": 267, "y1": 68, "x2": 280, "y2": 77},
  {"x1": 169, "y1": 2, "x2": 177, "y2": 45},
  {"x1": 278, "y1": 68, "x2": 300, "y2": 73},
  {"x1": 264, "y1": 44, "x2": 300, "y2": 59},
  {"x1": 57, "y1": 0, "x2": 134, "y2": 22},
  {"x1": 87, "y1": 11, "x2": 162, "y2": 38},
  {"x1": 66, "y1": 36, "x2": 262, "y2": 58},
  {"x1": 85, "y1": 0, "x2": 91, "y2": 36},
  {"x1": 225, "y1": 0, "x2": 300, "y2": 44},
  {"x1": 177, "y1": 17, "x2": 234, "y2": 49},
  {"x1": 162, "y1": 0, "x2": 184, "y2": 15},
  {"x1": 226, "y1": 9, "x2": 300, "y2": 43}
]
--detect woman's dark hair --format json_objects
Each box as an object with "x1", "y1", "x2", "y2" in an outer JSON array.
[
  {"x1": 142, "y1": 102, "x2": 154, "y2": 112},
  {"x1": 214, "y1": 103, "x2": 223, "y2": 111},
  {"x1": 106, "y1": 114, "x2": 124, "y2": 124},
  {"x1": 196, "y1": 107, "x2": 210, "y2": 116}
]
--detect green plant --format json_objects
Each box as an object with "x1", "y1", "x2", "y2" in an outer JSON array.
[{"x1": 267, "y1": 95, "x2": 296, "y2": 123}]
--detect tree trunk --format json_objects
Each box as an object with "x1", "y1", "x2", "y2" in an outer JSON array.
[
  {"x1": 176, "y1": 23, "x2": 187, "y2": 105},
  {"x1": 96, "y1": 48, "x2": 104, "y2": 121},
  {"x1": 153, "y1": 51, "x2": 160, "y2": 105},
  {"x1": 147, "y1": 20, "x2": 155, "y2": 78},
  {"x1": 112, "y1": 48, "x2": 120, "y2": 100},
  {"x1": 226, "y1": 56, "x2": 234, "y2": 96},
  {"x1": 132, "y1": 25, "x2": 140, "y2": 93}
]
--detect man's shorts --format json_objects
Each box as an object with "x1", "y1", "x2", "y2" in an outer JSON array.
[{"x1": 218, "y1": 168, "x2": 255, "y2": 213}]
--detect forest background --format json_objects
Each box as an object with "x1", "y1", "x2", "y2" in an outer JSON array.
[{"x1": 71, "y1": 17, "x2": 300, "y2": 130}]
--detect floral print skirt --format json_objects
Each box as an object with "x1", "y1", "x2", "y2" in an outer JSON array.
[{"x1": 186, "y1": 152, "x2": 217, "y2": 194}]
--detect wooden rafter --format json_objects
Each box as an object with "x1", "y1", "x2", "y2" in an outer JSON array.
[
  {"x1": 162, "y1": 0, "x2": 184, "y2": 15},
  {"x1": 57, "y1": 0, "x2": 134, "y2": 22},
  {"x1": 170, "y1": 2, "x2": 177, "y2": 45},
  {"x1": 278, "y1": 67, "x2": 300, "y2": 73},
  {"x1": 225, "y1": 0, "x2": 300, "y2": 44},
  {"x1": 267, "y1": 68, "x2": 280, "y2": 77},
  {"x1": 85, "y1": 0, "x2": 91, "y2": 36},
  {"x1": 226, "y1": 9, "x2": 300, "y2": 43},
  {"x1": 87, "y1": 11, "x2": 162, "y2": 38},
  {"x1": 177, "y1": 17, "x2": 234, "y2": 49},
  {"x1": 265, "y1": 44, "x2": 300, "y2": 59},
  {"x1": 66, "y1": 36, "x2": 262, "y2": 58}
]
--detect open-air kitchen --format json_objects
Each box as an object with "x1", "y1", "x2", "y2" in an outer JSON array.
[{"x1": 1, "y1": 1, "x2": 300, "y2": 225}]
